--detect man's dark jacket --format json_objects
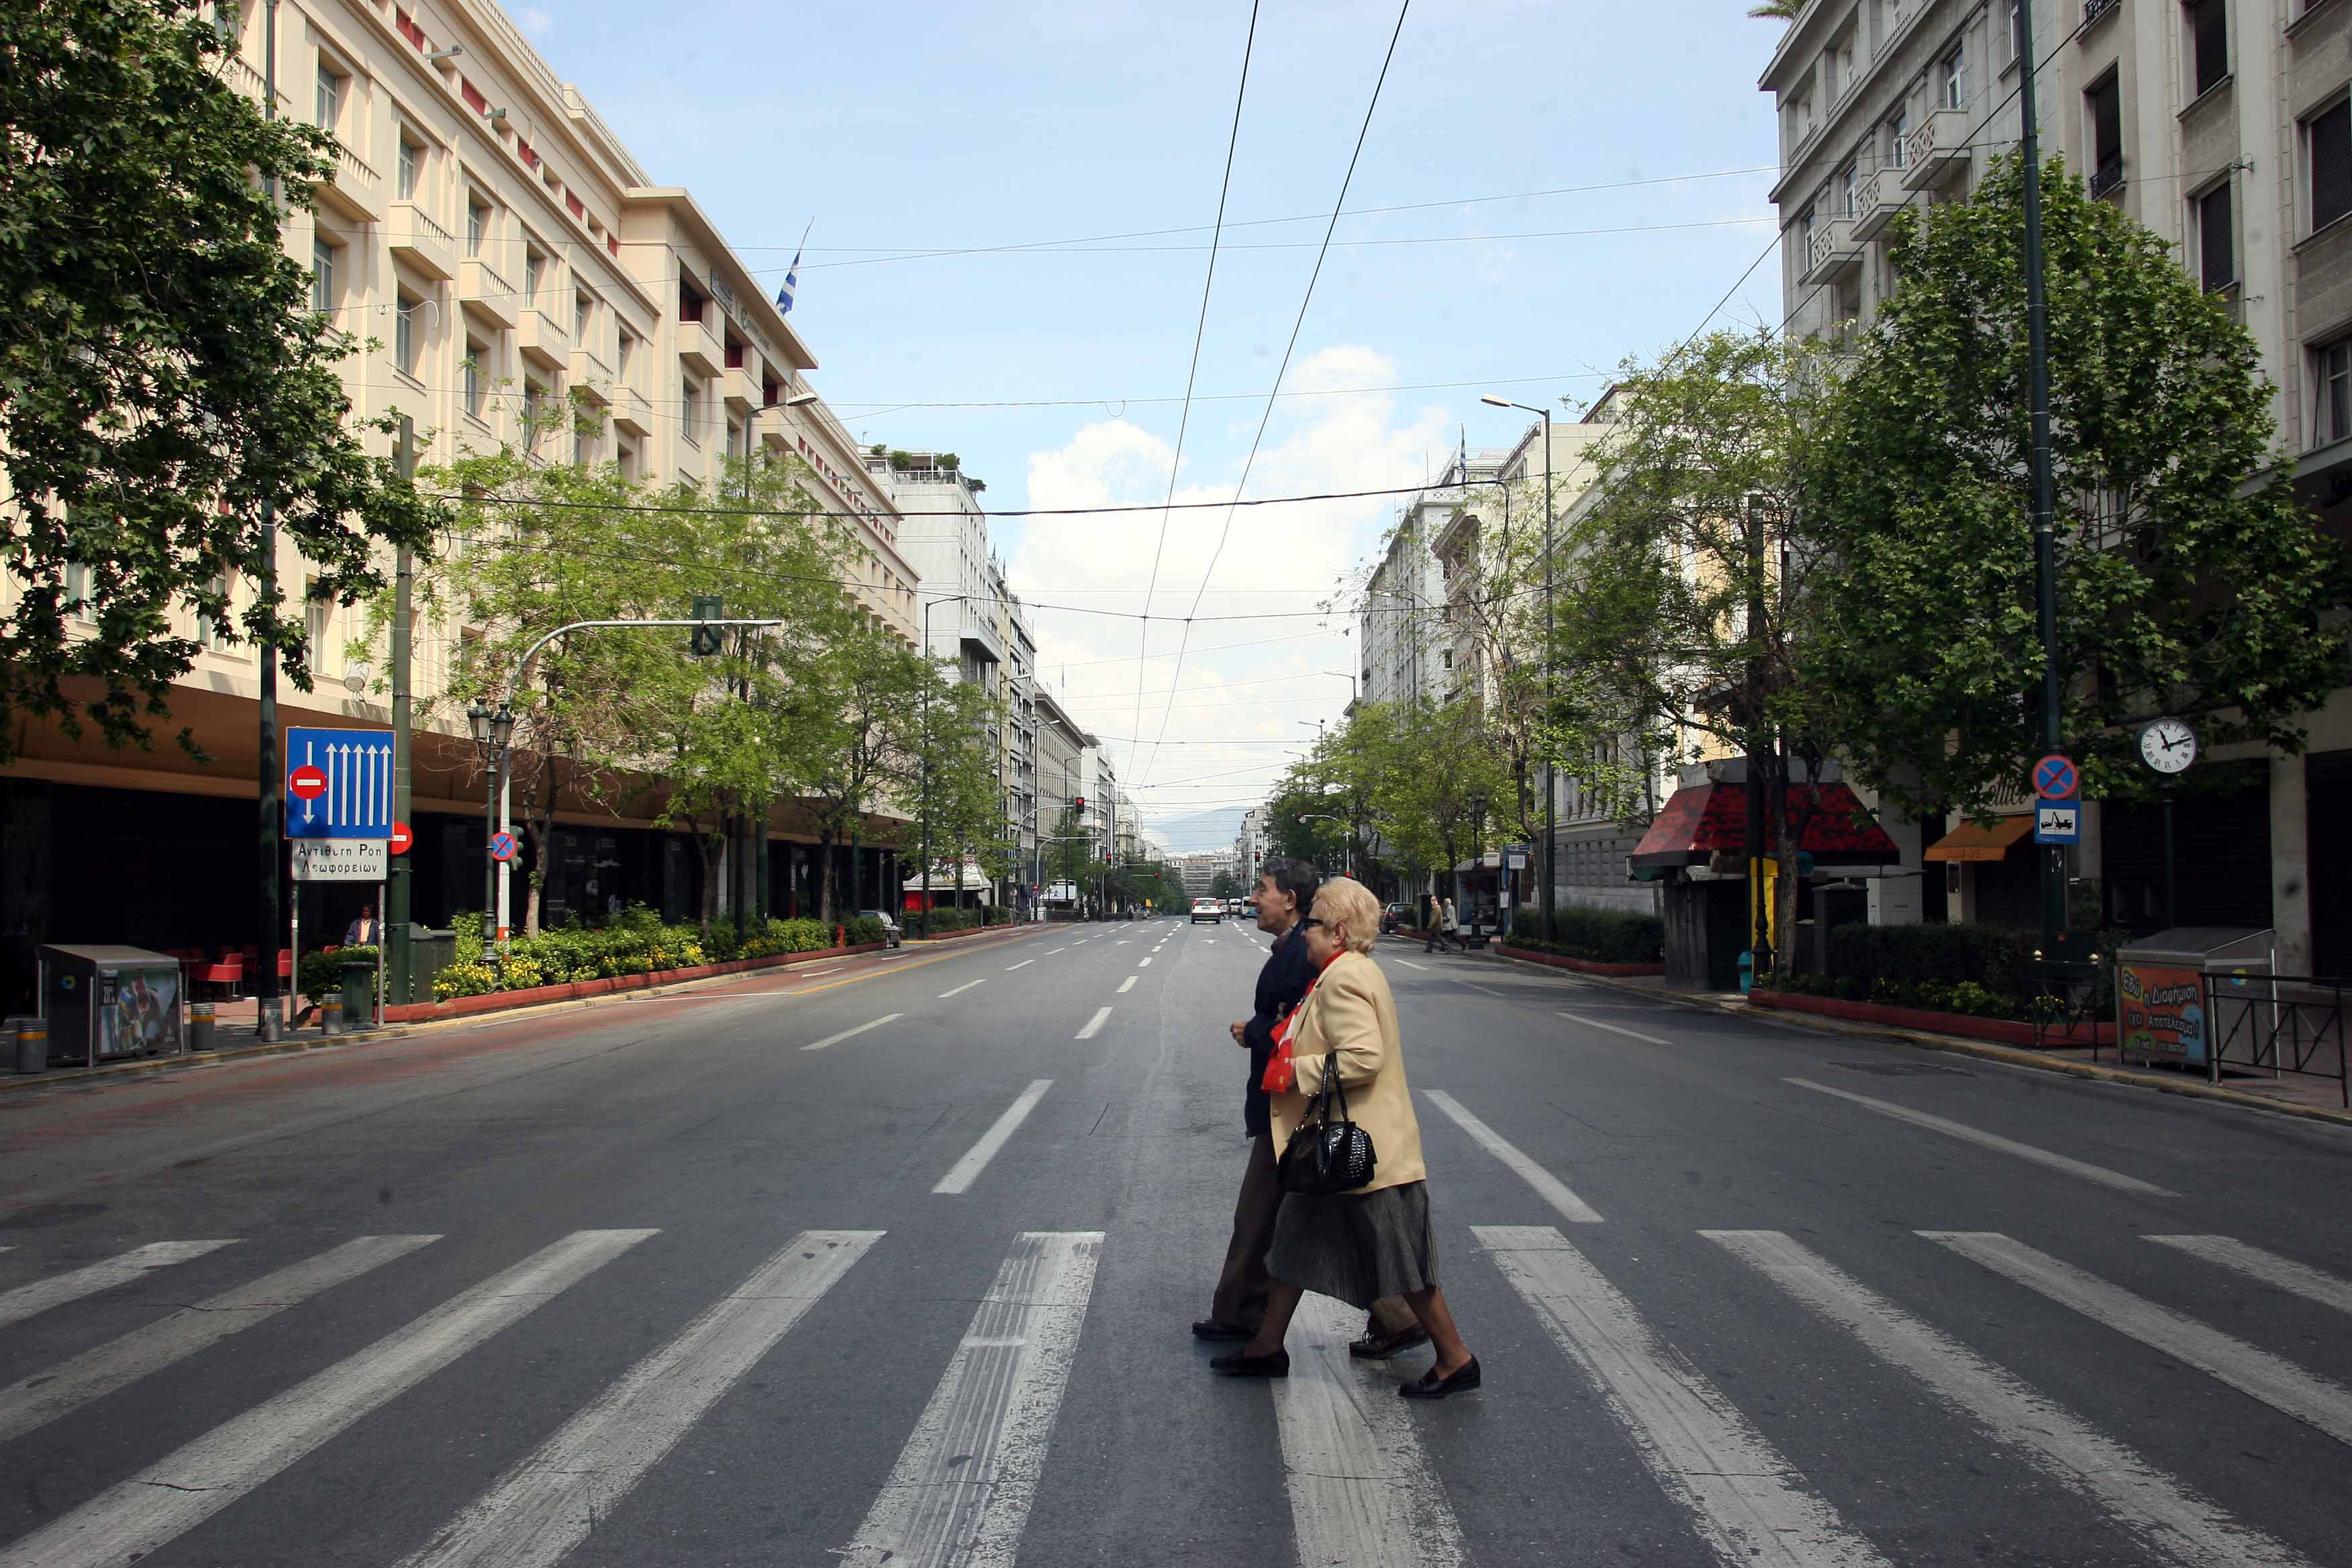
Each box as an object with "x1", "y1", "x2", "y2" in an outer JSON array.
[{"x1": 1242, "y1": 922, "x2": 1314, "y2": 1138}]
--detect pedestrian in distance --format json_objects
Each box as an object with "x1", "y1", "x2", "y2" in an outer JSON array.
[
  {"x1": 344, "y1": 901, "x2": 381, "y2": 946},
  {"x1": 1422, "y1": 892, "x2": 1439, "y2": 954},
  {"x1": 1194, "y1": 861, "x2": 1424, "y2": 1356},
  {"x1": 1211, "y1": 875, "x2": 1480, "y2": 1398},
  {"x1": 1440, "y1": 895, "x2": 1461, "y2": 953}
]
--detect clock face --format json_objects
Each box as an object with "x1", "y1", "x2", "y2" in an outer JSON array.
[{"x1": 2140, "y1": 718, "x2": 2196, "y2": 774}]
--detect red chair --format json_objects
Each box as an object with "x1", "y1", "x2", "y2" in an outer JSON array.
[{"x1": 188, "y1": 954, "x2": 243, "y2": 999}]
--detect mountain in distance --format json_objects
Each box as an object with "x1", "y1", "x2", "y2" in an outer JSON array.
[{"x1": 1142, "y1": 806, "x2": 1245, "y2": 854}]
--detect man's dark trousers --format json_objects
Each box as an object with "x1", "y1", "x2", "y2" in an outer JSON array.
[{"x1": 1210, "y1": 1134, "x2": 1283, "y2": 1328}]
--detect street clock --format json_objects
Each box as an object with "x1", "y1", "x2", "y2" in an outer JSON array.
[{"x1": 2137, "y1": 717, "x2": 2197, "y2": 775}]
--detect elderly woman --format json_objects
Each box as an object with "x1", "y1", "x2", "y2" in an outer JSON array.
[{"x1": 1209, "y1": 876, "x2": 1480, "y2": 1398}]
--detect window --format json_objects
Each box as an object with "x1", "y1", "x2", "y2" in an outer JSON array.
[
  {"x1": 63, "y1": 561, "x2": 89, "y2": 619},
  {"x1": 2189, "y1": 0, "x2": 2228, "y2": 97},
  {"x1": 466, "y1": 196, "x2": 489, "y2": 256},
  {"x1": 315, "y1": 63, "x2": 342, "y2": 132},
  {"x1": 1940, "y1": 44, "x2": 1967, "y2": 109},
  {"x1": 682, "y1": 378, "x2": 702, "y2": 442},
  {"x1": 2309, "y1": 99, "x2": 2352, "y2": 232},
  {"x1": 2195, "y1": 182, "x2": 2234, "y2": 291},
  {"x1": 574, "y1": 426, "x2": 589, "y2": 467},
  {"x1": 305, "y1": 581, "x2": 330, "y2": 669},
  {"x1": 726, "y1": 418, "x2": 746, "y2": 459},
  {"x1": 396, "y1": 134, "x2": 422, "y2": 201},
  {"x1": 198, "y1": 575, "x2": 232, "y2": 651},
  {"x1": 464, "y1": 336, "x2": 488, "y2": 418},
  {"x1": 574, "y1": 290, "x2": 592, "y2": 341},
  {"x1": 618, "y1": 438, "x2": 640, "y2": 481},
  {"x1": 522, "y1": 378, "x2": 547, "y2": 442},
  {"x1": 394, "y1": 289, "x2": 422, "y2": 376},
  {"x1": 2316, "y1": 338, "x2": 2352, "y2": 446},
  {"x1": 2087, "y1": 74, "x2": 2124, "y2": 195},
  {"x1": 523, "y1": 245, "x2": 545, "y2": 305},
  {"x1": 1888, "y1": 108, "x2": 1910, "y2": 168},
  {"x1": 2008, "y1": 0, "x2": 2023, "y2": 60},
  {"x1": 617, "y1": 330, "x2": 635, "y2": 381},
  {"x1": 1839, "y1": 164, "x2": 1859, "y2": 218},
  {"x1": 679, "y1": 277, "x2": 707, "y2": 324},
  {"x1": 310, "y1": 240, "x2": 336, "y2": 312}
]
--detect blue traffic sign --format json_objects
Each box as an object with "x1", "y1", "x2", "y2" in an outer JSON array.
[
  {"x1": 489, "y1": 832, "x2": 520, "y2": 862},
  {"x1": 2033, "y1": 801, "x2": 2081, "y2": 846},
  {"x1": 2032, "y1": 753, "x2": 2077, "y2": 801},
  {"x1": 285, "y1": 728, "x2": 394, "y2": 840}
]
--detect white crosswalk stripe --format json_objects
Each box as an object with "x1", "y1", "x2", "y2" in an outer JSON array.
[
  {"x1": 1474, "y1": 1226, "x2": 1886, "y2": 1568},
  {"x1": 2144, "y1": 1234, "x2": 2352, "y2": 1316},
  {"x1": 0, "y1": 1230, "x2": 654, "y2": 1568},
  {"x1": 1270, "y1": 1295, "x2": 1466, "y2": 1568},
  {"x1": 0, "y1": 1240, "x2": 238, "y2": 1330},
  {"x1": 1706, "y1": 1230, "x2": 2312, "y2": 1568},
  {"x1": 934, "y1": 1081, "x2": 1054, "y2": 1194},
  {"x1": 0, "y1": 1234, "x2": 438, "y2": 1445},
  {"x1": 1422, "y1": 1091, "x2": 1602, "y2": 1223},
  {"x1": 401, "y1": 1230, "x2": 881, "y2": 1568},
  {"x1": 842, "y1": 1231, "x2": 1102, "y2": 1568},
  {"x1": 1924, "y1": 1230, "x2": 2352, "y2": 1447}
]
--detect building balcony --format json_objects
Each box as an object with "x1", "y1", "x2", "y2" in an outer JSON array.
[
  {"x1": 1901, "y1": 109, "x2": 1971, "y2": 191},
  {"x1": 723, "y1": 364, "x2": 760, "y2": 414},
  {"x1": 387, "y1": 201, "x2": 457, "y2": 281},
  {"x1": 611, "y1": 383, "x2": 652, "y2": 436},
  {"x1": 517, "y1": 307, "x2": 569, "y2": 370},
  {"x1": 1800, "y1": 218, "x2": 1862, "y2": 285},
  {"x1": 2088, "y1": 154, "x2": 2126, "y2": 200},
  {"x1": 458, "y1": 256, "x2": 518, "y2": 328},
  {"x1": 569, "y1": 342, "x2": 614, "y2": 403},
  {"x1": 1851, "y1": 170, "x2": 1910, "y2": 241},
  {"x1": 313, "y1": 140, "x2": 384, "y2": 222},
  {"x1": 678, "y1": 312, "x2": 724, "y2": 378}
]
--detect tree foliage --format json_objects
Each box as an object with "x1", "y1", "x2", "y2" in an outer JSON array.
[
  {"x1": 1, "y1": 0, "x2": 442, "y2": 758},
  {"x1": 1806, "y1": 154, "x2": 2352, "y2": 814}
]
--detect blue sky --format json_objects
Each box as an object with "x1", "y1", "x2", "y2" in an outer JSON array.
[{"x1": 523, "y1": 0, "x2": 1786, "y2": 849}]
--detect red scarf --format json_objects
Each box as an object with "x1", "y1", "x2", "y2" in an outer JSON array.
[{"x1": 1261, "y1": 949, "x2": 1344, "y2": 1095}]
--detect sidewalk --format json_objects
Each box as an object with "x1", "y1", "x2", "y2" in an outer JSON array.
[{"x1": 1475, "y1": 946, "x2": 2352, "y2": 1128}]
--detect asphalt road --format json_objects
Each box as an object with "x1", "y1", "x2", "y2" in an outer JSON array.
[{"x1": 0, "y1": 916, "x2": 2347, "y2": 1567}]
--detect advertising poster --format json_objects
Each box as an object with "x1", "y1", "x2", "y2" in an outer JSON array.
[{"x1": 2118, "y1": 962, "x2": 2206, "y2": 1065}]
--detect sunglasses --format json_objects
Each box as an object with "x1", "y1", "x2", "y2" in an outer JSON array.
[{"x1": 1300, "y1": 918, "x2": 1327, "y2": 930}]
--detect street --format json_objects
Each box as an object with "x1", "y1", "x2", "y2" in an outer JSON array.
[{"x1": 0, "y1": 922, "x2": 2347, "y2": 1567}]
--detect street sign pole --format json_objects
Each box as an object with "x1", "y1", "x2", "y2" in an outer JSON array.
[{"x1": 387, "y1": 417, "x2": 415, "y2": 1006}]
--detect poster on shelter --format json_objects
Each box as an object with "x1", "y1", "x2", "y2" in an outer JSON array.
[{"x1": 2118, "y1": 962, "x2": 2206, "y2": 1065}]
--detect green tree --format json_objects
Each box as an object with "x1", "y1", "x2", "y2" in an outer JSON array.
[
  {"x1": 1369, "y1": 697, "x2": 1510, "y2": 899},
  {"x1": 1806, "y1": 154, "x2": 2352, "y2": 817},
  {"x1": 912, "y1": 675, "x2": 1011, "y2": 898},
  {"x1": 2, "y1": 0, "x2": 441, "y2": 758},
  {"x1": 1208, "y1": 869, "x2": 1242, "y2": 899},
  {"x1": 1551, "y1": 327, "x2": 1838, "y2": 952},
  {"x1": 782, "y1": 615, "x2": 934, "y2": 922}
]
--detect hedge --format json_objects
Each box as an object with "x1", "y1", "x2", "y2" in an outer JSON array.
[
  {"x1": 1507, "y1": 907, "x2": 1665, "y2": 965},
  {"x1": 433, "y1": 908, "x2": 879, "y2": 1000},
  {"x1": 297, "y1": 944, "x2": 377, "y2": 1003},
  {"x1": 901, "y1": 905, "x2": 1012, "y2": 936},
  {"x1": 1767, "y1": 921, "x2": 2127, "y2": 1021}
]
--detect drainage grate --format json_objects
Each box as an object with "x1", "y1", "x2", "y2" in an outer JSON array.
[{"x1": 1826, "y1": 1061, "x2": 1971, "y2": 1077}]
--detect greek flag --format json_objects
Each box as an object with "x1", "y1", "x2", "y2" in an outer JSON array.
[{"x1": 775, "y1": 217, "x2": 811, "y2": 315}]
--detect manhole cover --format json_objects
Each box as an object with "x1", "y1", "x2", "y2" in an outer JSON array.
[{"x1": 1826, "y1": 1061, "x2": 1971, "y2": 1077}]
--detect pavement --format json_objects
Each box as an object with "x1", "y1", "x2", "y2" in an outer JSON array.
[{"x1": 0, "y1": 916, "x2": 2347, "y2": 1565}]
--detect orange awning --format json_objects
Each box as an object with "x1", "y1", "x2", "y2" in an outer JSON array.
[{"x1": 1922, "y1": 815, "x2": 2035, "y2": 862}]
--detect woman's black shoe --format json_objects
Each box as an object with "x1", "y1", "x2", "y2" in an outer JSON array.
[
  {"x1": 1349, "y1": 1324, "x2": 1430, "y2": 1359},
  {"x1": 1398, "y1": 1355, "x2": 1481, "y2": 1399},
  {"x1": 1209, "y1": 1348, "x2": 1290, "y2": 1377},
  {"x1": 1190, "y1": 1318, "x2": 1254, "y2": 1341}
]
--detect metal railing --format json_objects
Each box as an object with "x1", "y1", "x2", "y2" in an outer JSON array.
[
  {"x1": 2081, "y1": 0, "x2": 2120, "y2": 28},
  {"x1": 2203, "y1": 973, "x2": 2348, "y2": 1106},
  {"x1": 2030, "y1": 959, "x2": 2111, "y2": 1051},
  {"x1": 2089, "y1": 155, "x2": 2126, "y2": 198}
]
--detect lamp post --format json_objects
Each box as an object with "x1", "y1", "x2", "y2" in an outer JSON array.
[
  {"x1": 1483, "y1": 395, "x2": 1555, "y2": 942},
  {"x1": 465, "y1": 697, "x2": 515, "y2": 954}
]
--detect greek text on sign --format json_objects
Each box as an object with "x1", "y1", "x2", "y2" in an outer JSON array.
[
  {"x1": 285, "y1": 728, "x2": 394, "y2": 840},
  {"x1": 2034, "y1": 803, "x2": 2081, "y2": 844},
  {"x1": 293, "y1": 839, "x2": 389, "y2": 882}
]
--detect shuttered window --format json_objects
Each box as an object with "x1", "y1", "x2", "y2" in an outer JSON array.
[
  {"x1": 2197, "y1": 183, "x2": 2233, "y2": 291},
  {"x1": 2190, "y1": 0, "x2": 2228, "y2": 97},
  {"x1": 2312, "y1": 99, "x2": 2352, "y2": 231}
]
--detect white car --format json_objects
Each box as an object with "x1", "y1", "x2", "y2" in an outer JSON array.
[{"x1": 1191, "y1": 898, "x2": 1222, "y2": 924}]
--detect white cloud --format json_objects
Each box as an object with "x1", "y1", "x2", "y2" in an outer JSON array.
[{"x1": 1010, "y1": 346, "x2": 1449, "y2": 824}]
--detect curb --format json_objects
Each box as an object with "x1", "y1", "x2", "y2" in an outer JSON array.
[
  {"x1": 903, "y1": 922, "x2": 1036, "y2": 946},
  {"x1": 1490, "y1": 943, "x2": 1665, "y2": 979},
  {"x1": 1480, "y1": 948, "x2": 2352, "y2": 1131}
]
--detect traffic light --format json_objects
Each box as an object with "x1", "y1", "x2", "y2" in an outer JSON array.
[
  {"x1": 1073, "y1": 795, "x2": 1085, "y2": 812},
  {"x1": 690, "y1": 595, "x2": 723, "y2": 657}
]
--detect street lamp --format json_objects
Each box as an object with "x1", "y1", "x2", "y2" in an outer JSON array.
[
  {"x1": 466, "y1": 697, "x2": 515, "y2": 946},
  {"x1": 1481, "y1": 394, "x2": 1556, "y2": 942}
]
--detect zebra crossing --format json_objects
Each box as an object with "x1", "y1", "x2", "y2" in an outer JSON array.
[{"x1": 0, "y1": 1214, "x2": 2345, "y2": 1565}]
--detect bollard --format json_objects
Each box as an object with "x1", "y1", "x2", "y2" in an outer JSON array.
[
  {"x1": 319, "y1": 994, "x2": 342, "y2": 1036},
  {"x1": 13, "y1": 1016, "x2": 47, "y2": 1075},
  {"x1": 188, "y1": 1000, "x2": 215, "y2": 1055}
]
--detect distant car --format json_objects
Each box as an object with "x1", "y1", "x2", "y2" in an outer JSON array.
[
  {"x1": 1381, "y1": 902, "x2": 1410, "y2": 934},
  {"x1": 1191, "y1": 897, "x2": 1222, "y2": 924},
  {"x1": 858, "y1": 909, "x2": 903, "y2": 948}
]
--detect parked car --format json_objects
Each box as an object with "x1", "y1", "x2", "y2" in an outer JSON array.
[
  {"x1": 1191, "y1": 897, "x2": 1222, "y2": 924},
  {"x1": 1381, "y1": 902, "x2": 1410, "y2": 934},
  {"x1": 857, "y1": 909, "x2": 903, "y2": 948}
]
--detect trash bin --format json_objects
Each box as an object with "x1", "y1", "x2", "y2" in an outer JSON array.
[
  {"x1": 2115, "y1": 927, "x2": 2274, "y2": 1068},
  {"x1": 37, "y1": 945, "x2": 185, "y2": 1067},
  {"x1": 403, "y1": 928, "x2": 456, "y2": 1006},
  {"x1": 9, "y1": 1016, "x2": 45, "y2": 1075},
  {"x1": 339, "y1": 957, "x2": 380, "y2": 1032}
]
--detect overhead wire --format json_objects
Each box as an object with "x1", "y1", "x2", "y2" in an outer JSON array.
[
  {"x1": 1131, "y1": 0, "x2": 1262, "y2": 789},
  {"x1": 1137, "y1": 0, "x2": 1414, "y2": 791}
]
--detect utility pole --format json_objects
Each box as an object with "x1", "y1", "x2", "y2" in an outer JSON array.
[
  {"x1": 254, "y1": 0, "x2": 285, "y2": 1043},
  {"x1": 387, "y1": 418, "x2": 415, "y2": 1005},
  {"x1": 2017, "y1": 0, "x2": 2069, "y2": 953}
]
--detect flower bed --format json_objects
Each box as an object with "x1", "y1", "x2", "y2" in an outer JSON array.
[
  {"x1": 1750, "y1": 988, "x2": 2115, "y2": 1048},
  {"x1": 387, "y1": 941, "x2": 880, "y2": 1024},
  {"x1": 430, "y1": 910, "x2": 883, "y2": 1001},
  {"x1": 908, "y1": 919, "x2": 1031, "y2": 943},
  {"x1": 1493, "y1": 943, "x2": 1665, "y2": 978}
]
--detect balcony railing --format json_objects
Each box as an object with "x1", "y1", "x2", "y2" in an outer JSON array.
[
  {"x1": 1801, "y1": 217, "x2": 1862, "y2": 285},
  {"x1": 2089, "y1": 154, "x2": 2126, "y2": 199},
  {"x1": 1852, "y1": 169, "x2": 1910, "y2": 240},
  {"x1": 1900, "y1": 108, "x2": 1973, "y2": 191},
  {"x1": 2081, "y1": 0, "x2": 2120, "y2": 31}
]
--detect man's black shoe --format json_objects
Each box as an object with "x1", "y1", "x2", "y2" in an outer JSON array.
[
  {"x1": 1349, "y1": 1324, "x2": 1430, "y2": 1359},
  {"x1": 1210, "y1": 1347, "x2": 1290, "y2": 1377},
  {"x1": 1190, "y1": 1318, "x2": 1255, "y2": 1341}
]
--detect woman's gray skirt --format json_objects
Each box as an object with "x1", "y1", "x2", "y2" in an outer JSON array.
[{"x1": 1267, "y1": 1179, "x2": 1438, "y2": 1310}]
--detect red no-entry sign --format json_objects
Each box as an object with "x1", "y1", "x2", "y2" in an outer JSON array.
[
  {"x1": 388, "y1": 821, "x2": 413, "y2": 855},
  {"x1": 287, "y1": 764, "x2": 328, "y2": 801}
]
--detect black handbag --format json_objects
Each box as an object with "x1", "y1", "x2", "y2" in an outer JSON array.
[{"x1": 1278, "y1": 1048, "x2": 1379, "y2": 1195}]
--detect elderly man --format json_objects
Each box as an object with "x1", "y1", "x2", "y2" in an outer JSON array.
[{"x1": 1193, "y1": 858, "x2": 1425, "y2": 1358}]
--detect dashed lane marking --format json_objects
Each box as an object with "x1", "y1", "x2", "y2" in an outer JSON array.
[
  {"x1": 1075, "y1": 1007, "x2": 1114, "y2": 1040},
  {"x1": 934, "y1": 1081, "x2": 1055, "y2": 1195},
  {"x1": 1785, "y1": 1079, "x2": 2176, "y2": 1197},
  {"x1": 801, "y1": 1014, "x2": 903, "y2": 1052},
  {"x1": 1555, "y1": 1010, "x2": 1673, "y2": 1046}
]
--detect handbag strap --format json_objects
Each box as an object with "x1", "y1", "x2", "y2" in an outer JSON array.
[{"x1": 1295, "y1": 972, "x2": 1353, "y2": 1126}]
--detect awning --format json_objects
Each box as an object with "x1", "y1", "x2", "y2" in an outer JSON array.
[
  {"x1": 1628, "y1": 781, "x2": 1902, "y2": 871},
  {"x1": 1921, "y1": 816, "x2": 2034, "y2": 863}
]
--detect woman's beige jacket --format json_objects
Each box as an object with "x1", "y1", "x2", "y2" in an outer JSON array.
[{"x1": 1269, "y1": 950, "x2": 1426, "y2": 1193}]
